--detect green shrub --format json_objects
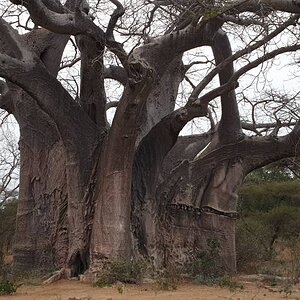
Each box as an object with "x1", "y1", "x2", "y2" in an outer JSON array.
[
  {"x1": 155, "y1": 267, "x2": 180, "y2": 291},
  {"x1": 286, "y1": 237, "x2": 300, "y2": 283},
  {"x1": 236, "y1": 217, "x2": 271, "y2": 271},
  {"x1": 155, "y1": 276, "x2": 178, "y2": 291},
  {"x1": 0, "y1": 279, "x2": 18, "y2": 295},
  {"x1": 236, "y1": 205, "x2": 300, "y2": 272},
  {"x1": 94, "y1": 260, "x2": 147, "y2": 287},
  {"x1": 263, "y1": 206, "x2": 300, "y2": 241},
  {"x1": 0, "y1": 199, "x2": 17, "y2": 258},
  {"x1": 218, "y1": 274, "x2": 244, "y2": 291},
  {"x1": 237, "y1": 167, "x2": 300, "y2": 274},
  {"x1": 190, "y1": 239, "x2": 223, "y2": 284},
  {"x1": 239, "y1": 181, "x2": 300, "y2": 215},
  {"x1": 155, "y1": 274, "x2": 180, "y2": 291},
  {"x1": 193, "y1": 274, "x2": 218, "y2": 286},
  {"x1": 0, "y1": 263, "x2": 11, "y2": 280},
  {"x1": 280, "y1": 280, "x2": 293, "y2": 297}
]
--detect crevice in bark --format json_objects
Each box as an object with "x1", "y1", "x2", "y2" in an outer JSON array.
[
  {"x1": 1, "y1": 2, "x2": 298, "y2": 277},
  {"x1": 69, "y1": 251, "x2": 88, "y2": 277},
  {"x1": 136, "y1": 55, "x2": 184, "y2": 144},
  {"x1": 76, "y1": 34, "x2": 107, "y2": 128},
  {"x1": 11, "y1": 23, "x2": 103, "y2": 272}
]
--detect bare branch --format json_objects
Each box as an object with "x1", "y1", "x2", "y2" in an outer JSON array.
[
  {"x1": 187, "y1": 14, "x2": 299, "y2": 104},
  {"x1": 193, "y1": 43, "x2": 300, "y2": 109},
  {"x1": 59, "y1": 57, "x2": 81, "y2": 70},
  {"x1": 223, "y1": 14, "x2": 266, "y2": 27},
  {"x1": 0, "y1": 49, "x2": 99, "y2": 143},
  {"x1": 241, "y1": 121, "x2": 298, "y2": 132}
]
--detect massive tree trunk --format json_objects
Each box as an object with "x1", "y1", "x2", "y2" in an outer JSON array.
[{"x1": 0, "y1": 0, "x2": 299, "y2": 278}]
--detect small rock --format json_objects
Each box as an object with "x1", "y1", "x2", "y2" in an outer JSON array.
[
  {"x1": 79, "y1": 272, "x2": 97, "y2": 283},
  {"x1": 69, "y1": 276, "x2": 79, "y2": 281}
]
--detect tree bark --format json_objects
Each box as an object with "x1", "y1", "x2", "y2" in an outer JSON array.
[{"x1": 0, "y1": 1, "x2": 298, "y2": 277}]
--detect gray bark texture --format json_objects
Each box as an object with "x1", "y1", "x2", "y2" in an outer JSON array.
[{"x1": 0, "y1": 0, "x2": 299, "y2": 277}]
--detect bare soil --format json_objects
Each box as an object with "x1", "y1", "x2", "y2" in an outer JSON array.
[{"x1": 0, "y1": 279, "x2": 300, "y2": 300}]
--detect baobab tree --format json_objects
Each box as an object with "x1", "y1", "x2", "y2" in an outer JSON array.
[{"x1": 0, "y1": 0, "x2": 299, "y2": 277}]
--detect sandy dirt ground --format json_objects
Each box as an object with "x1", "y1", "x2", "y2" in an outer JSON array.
[{"x1": 0, "y1": 279, "x2": 300, "y2": 300}]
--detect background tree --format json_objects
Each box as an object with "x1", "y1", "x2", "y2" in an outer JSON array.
[
  {"x1": 0, "y1": 120, "x2": 19, "y2": 263},
  {"x1": 236, "y1": 164, "x2": 300, "y2": 275},
  {"x1": 0, "y1": 0, "x2": 299, "y2": 277}
]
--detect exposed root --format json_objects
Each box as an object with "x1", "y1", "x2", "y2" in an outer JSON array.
[{"x1": 42, "y1": 268, "x2": 65, "y2": 285}]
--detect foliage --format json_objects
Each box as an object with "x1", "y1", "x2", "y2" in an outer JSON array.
[
  {"x1": 189, "y1": 240, "x2": 244, "y2": 289},
  {"x1": 190, "y1": 239, "x2": 223, "y2": 285},
  {"x1": 239, "y1": 181, "x2": 300, "y2": 215},
  {"x1": 218, "y1": 274, "x2": 244, "y2": 291},
  {"x1": 155, "y1": 276, "x2": 178, "y2": 291},
  {"x1": 286, "y1": 238, "x2": 300, "y2": 284},
  {"x1": 263, "y1": 206, "x2": 300, "y2": 241},
  {"x1": 245, "y1": 162, "x2": 296, "y2": 184},
  {"x1": 94, "y1": 260, "x2": 147, "y2": 287},
  {"x1": 155, "y1": 266, "x2": 181, "y2": 291},
  {"x1": 0, "y1": 198, "x2": 17, "y2": 257},
  {"x1": 0, "y1": 279, "x2": 18, "y2": 295},
  {"x1": 237, "y1": 165, "x2": 300, "y2": 274},
  {"x1": 280, "y1": 280, "x2": 293, "y2": 297},
  {"x1": 236, "y1": 205, "x2": 300, "y2": 270},
  {"x1": 236, "y1": 218, "x2": 269, "y2": 271},
  {"x1": 116, "y1": 284, "x2": 124, "y2": 294},
  {"x1": 0, "y1": 262, "x2": 11, "y2": 280}
]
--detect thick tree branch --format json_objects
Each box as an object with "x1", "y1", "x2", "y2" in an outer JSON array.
[
  {"x1": 284, "y1": 120, "x2": 300, "y2": 149},
  {"x1": 128, "y1": 17, "x2": 223, "y2": 78},
  {"x1": 106, "y1": 101, "x2": 119, "y2": 110},
  {"x1": 135, "y1": 36, "x2": 300, "y2": 166},
  {"x1": 133, "y1": 104, "x2": 209, "y2": 198},
  {"x1": 187, "y1": 14, "x2": 299, "y2": 104},
  {"x1": 191, "y1": 43, "x2": 300, "y2": 113},
  {"x1": 211, "y1": 29, "x2": 242, "y2": 140},
  {"x1": 0, "y1": 80, "x2": 13, "y2": 113},
  {"x1": 241, "y1": 121, "x2": 298, "y2": 133},
  {"x1": 106, "y1": 0, "x2": 125, "y2": 40},
  {"x1": 223, "y1": 15, "x2": 266, "y2": 26},
  {"x1": 0, "y1": 80, "x2": 8, "y2": 95},
  {"x1": 105, "y1": 0, "x2": 128, "y2": 66},
  {"x1": 0, "y1": 51, "x2": 98, "y2": 146},
  {"x1": 12, "y1": 0, "x2": 105, "y2": 45},
  {"x1": 162, "y1": 134, "x2": 212, "y2": 175},
  {"x1": 104, "y1": 66, "x2": 128, "y2": 85},
  {"x1": 229, "y1": 0, "x2": 300, "y2": 14},
  {"x1": 0, "y1": 18, "x2": 34, "y2": 61},
  {"x1": 238, "y1": 121, "x2": 300, "y2": 172}
]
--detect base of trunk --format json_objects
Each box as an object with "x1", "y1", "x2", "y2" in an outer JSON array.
[{"x1": 163, "y1": 208, "x2": 236, "y2": 272}]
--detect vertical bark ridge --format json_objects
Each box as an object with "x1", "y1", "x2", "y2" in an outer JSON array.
[{"x1": 77, "y1": 35, "x2": 107, "y2": 128}]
